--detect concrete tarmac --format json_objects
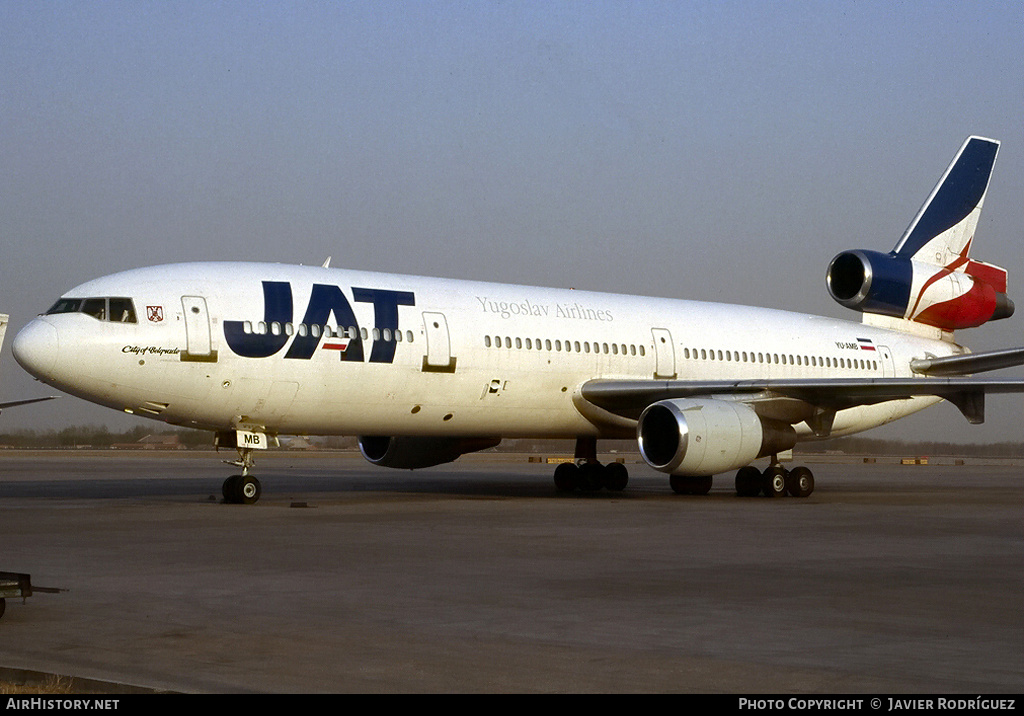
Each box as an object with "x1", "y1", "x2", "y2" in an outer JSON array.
[{"x1": 0, "y1": 450, "x2": 1021, "y2": 693}]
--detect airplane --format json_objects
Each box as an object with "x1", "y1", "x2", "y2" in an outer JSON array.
[
  {"x1": 0, "y1": 313, "x2": 56, "y2": 415},
  {"x1": 11, "y1": 136, "x2": 1024, "y2": 504}
]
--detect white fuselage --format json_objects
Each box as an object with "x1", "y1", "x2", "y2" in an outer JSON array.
[{"x1": 14, "y1": 262, "x2": 957, "y2": 441}]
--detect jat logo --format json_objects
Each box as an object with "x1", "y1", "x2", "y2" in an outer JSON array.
[{"x1": 224, "y1": 281, "x2": 415, "y2": 364}]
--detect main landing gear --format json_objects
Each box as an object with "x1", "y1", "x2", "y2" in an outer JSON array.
[
  {"x1": 734, "y1": 461, "x2": 814, "y2": 498},
  {"x1": 222, "y1": 446, "x2": 262, "y2": 505},
  {"x1": 553, "y1": 438, "x2": 629, "y2": 493},
  {"x1": 670, "y1": 463, "x2": 814, "y2": 498},
  {"x1": 553, "y1": 460, "x2": 629, "y2": 492}
]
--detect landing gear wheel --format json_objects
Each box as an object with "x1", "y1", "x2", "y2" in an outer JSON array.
[
  {"x1": 670, "y1": 475, "x2": 713, "y2": 495},
  {"x1": 762, "y1": 466, "x2": 788, "y2": 498},
  {"x1": 238, "y1": 475, "x2": 262, "y2": 505},
  {"x1": 0, "y1": 597, "x2": 5, "y2": 620},
  {"x1": 222, "y1": 474, "x2": 262, "y2": 504},
  {"x1": 553, "y1": 462, "x2": 578, "y2": 492},
  {"x1": 577, "y1": 462, "x2": 604, "y2": 492},
  {"x1": 223, "y1": 475, "x2": 242, "y2": 503},
  {"x1": 735, "y1": 466, "x2": 762, "y2": 497},
  {"x1": 604, "y1": 462, "x2": 629, "y2": 492},
  {"x1": 786, "y1": 466, "x2": 814, "y2": 498}
]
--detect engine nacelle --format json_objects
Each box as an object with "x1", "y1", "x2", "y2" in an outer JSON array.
[
  {"x1": 358, "y1": 435, "x2": 501, "y2": 470},
  {"x1": 637, "y1": 399, "x2": 796, "y2": 476},
  {"x1": 826, "y1": 249, "x2": 1013, "y2": 331}
]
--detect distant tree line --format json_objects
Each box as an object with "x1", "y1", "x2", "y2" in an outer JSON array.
[
  {"x1": 497, "y1": 437, "x2": 1024, "y2": 458},
  {"x1": 797, "y1": 435, "x2": 1024, "y2": 458},
  {"x1": 0, "y1": 425, "x2": 212, "y2": 449},
  {"x1": 0, "y1": 427, "x2": 1020, "y2": 457}
]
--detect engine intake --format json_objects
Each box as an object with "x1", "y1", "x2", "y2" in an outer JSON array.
[
  {"x1": 826, "y1": 249, "x2": 1013, "y2": 330},
  {"x1": 637, "y1": 399, "x2": 796, "y2": 476}
]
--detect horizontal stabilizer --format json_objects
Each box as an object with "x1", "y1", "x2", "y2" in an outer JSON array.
[
  {"x1": 910, "y1": 347, "x2": 1024, "y2": 376},
  {"x1": 0, "y1": 396, "x2": 58, "y2": 412}
]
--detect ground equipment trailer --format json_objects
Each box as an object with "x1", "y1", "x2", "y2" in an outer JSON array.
[{"x1": 0, "y1": 571, "x2": 62, "y2": 620}]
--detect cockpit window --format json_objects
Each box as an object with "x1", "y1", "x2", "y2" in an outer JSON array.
[
  {"x1": 46, "y1": 298, "x2": 83, "y2": 314},
  {"x1": 45, "y1": 297, "x2": 137, "y2": 324},
  {"x1": 82, "y1": 298, "x2": 107, "y2": 320},
  {"x1": 108, "y1": 298, "x2": 136, "y2": 323}
]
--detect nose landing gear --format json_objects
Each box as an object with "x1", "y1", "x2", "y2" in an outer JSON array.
[{"x1": 222, "y1": 446, "x2": 262, "y2": 505}]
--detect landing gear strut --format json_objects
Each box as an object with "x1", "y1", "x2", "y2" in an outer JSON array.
[
  {"x1": 222, "y1": 446, "x2": 262, "y2": 505},
  {"x1": 553, "y1": 438, "x2": 629, "y2": 493}
]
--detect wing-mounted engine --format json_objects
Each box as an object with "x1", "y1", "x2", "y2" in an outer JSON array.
[
  {"x1": 637, "y1": 399, "x2": 796, "y2": 476},
  {"x1": 826, "y1": 249, "x2": 1014, "y2": 331},
  {"x1": 358, "y1": 435, "x2": 501, "y2": 469},
  {"x1": 826, "y1": 136, "x2": 1013, "y2": 332}
]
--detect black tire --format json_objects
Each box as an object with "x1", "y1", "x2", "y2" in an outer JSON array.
[
  {"x1": 238, "y1": 475, "x2": 262, "y2": 505},
  {"x1": 553, "y1": 462, "x2": 578, "y2": 492},
  {"x1": 604, "y1": 462, "x2": 629, "y2": 491},
  {"x1": 0, "y1": 597, "x2": 5, "y2": 620},
  {"x1": 222, "y1": 475, "x2": 242, "y2": 503},
  {"x1": 762, "y1": 466, "x2": 788, "y2": 498},
  {"x1": 670, "y1": 475, "x2": 712, "y2": 495},
  {"x1": 735, "y1": 466, "x2": 761, "y2": 496},
  {"x1": 578, "y1": 462, "x2": 604, "y2": 491},
  {"x1": 786, "y1": 466, "x2": 814, "y2": 498}
]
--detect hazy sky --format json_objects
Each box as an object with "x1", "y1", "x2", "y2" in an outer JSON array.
[{"x1": 2, "y1": 1, "x2": 1022, "y2": 442}]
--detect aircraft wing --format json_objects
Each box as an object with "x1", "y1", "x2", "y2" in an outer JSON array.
[{"x1": 578, "y1": 376, "x2": 1024, "y2": 432}]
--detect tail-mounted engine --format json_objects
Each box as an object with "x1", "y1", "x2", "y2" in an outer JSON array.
[
  {"x1": 826, "y1": 136, "x2": 1014, "y2": 332},
  {"x1": 826, "y1": 250, "x2": 1013, "y2": 331}
]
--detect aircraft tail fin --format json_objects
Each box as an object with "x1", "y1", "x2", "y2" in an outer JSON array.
[
  {"x1": 892, "y1": 136, "x2": 1000, "y2": 266},
  {"x1": 827, "y1": 136, "x2": 1013, "y2": 333}
]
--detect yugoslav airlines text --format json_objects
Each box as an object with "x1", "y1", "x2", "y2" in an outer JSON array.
[{"x1": 476, "y1": 296, "x2": 613, "y2": 322}]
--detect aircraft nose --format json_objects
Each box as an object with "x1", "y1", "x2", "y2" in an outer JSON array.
[{"x1": 12, "y1": 319, "x2": 59, "y2": 379}]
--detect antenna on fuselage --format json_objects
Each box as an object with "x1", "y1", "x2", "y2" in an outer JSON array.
[{"x1": 322, "y1": 257, "x2": 332, "y2": 268}]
